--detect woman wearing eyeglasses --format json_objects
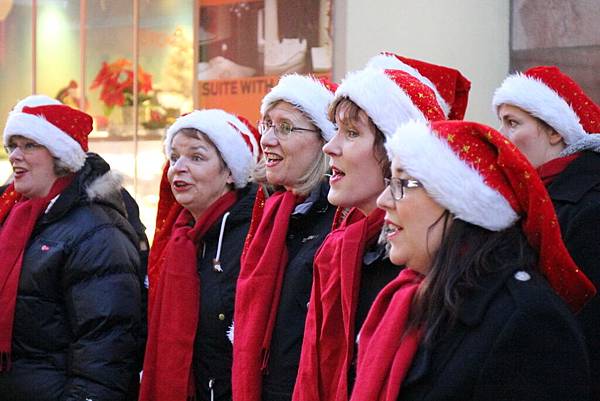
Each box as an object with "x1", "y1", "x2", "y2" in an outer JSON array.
[
  {"x1": 292, "y1": 56, "x2": 470, "y2": 401},
  {"x1": 232, "y1": 74, "x2": 337, "y2": 401},
  {"x1": 0, "y1": 95, "x2": 142, "y2": 401},
  {"x1": 139, "y1": 109, "x2": 260, "y2": 401},
  {"x1": 352, "y1": 120, "x2": 594, "y2": 401}
]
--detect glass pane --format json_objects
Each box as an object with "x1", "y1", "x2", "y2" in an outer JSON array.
[
  {"x1": 36, "y1": 0, "x2": 81, "y2": 108},
  {"x1": 0, "y1": 0, "x2": 33, "y2": 183},
  {"x1": 197, "y1": 0, "x2": 334, "y2": 122},
  {"x1": 86, "y1": 0, "x2": 134, "y2": 135},
  {"x1": 138, "y1": 0, "x2": 194, "y2": 240},
  {"x1": 85, "y1": 1, "x2": 138, "y2": 230}
]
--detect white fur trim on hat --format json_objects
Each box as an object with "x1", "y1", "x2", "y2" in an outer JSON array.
[
  {"x1": 4, "y1": 111, "x2": 87, "y2": 171},
  {"x1": 386, "y1": 120, "x2": 518, "y2": 231},
  {"x1": 334, "y1": 68, "x2": 428, "y2": 138},
  {"x1": 13, "y1": 95, "x2": 61, "y2": 111},
  {"x1": 224, "y1": 114, "x2": 261, "y2": 163},
  {"x1": 260, "y1": 74, "x2": 336, "y2": 141},
  {"x1": 492, "y1": 73, "x2": 587, "y2": 146},
  {"x1": 366, "y1": 54, "x2": 451, "y2": 118},
  {"x1": 165, "y1": 109, "x2": 255, "y2": 188}
]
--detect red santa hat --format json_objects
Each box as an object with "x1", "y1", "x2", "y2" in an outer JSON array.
[
  {"x1": 3, "y1": 95, "x2": 92, "y2": 172},
  {"x1": 260, "y1": 74, "x2": 338, "y2": 141},
  {"x1": 366, "y1": 52, "x2": 471, "y2": 120},
  {"x1": 165, "y1": 109, "x2": 259, "y2": 188},
  {"x1": 386, "y1": 119, "x2": 596, "y2": 312},
  {"x1": 493, "y1": 66, "x2": 600, "y2": 150},
  {"x1": 332, "y1": 68, "x2": 446, "y2": 138},
  {"x1": 226, "y1": 114, "x2": 262, "y2": 165}
]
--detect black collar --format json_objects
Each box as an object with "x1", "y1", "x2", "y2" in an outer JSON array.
[
  {"x1": 547, "y1": 151, "x2": 600, "y2": 203},
  {"x1": 456, "y1": 267, "x2": 516, "y2": 327},
  {"x1": 291, "y1": 180, "x2": 331, "y2": 218}
]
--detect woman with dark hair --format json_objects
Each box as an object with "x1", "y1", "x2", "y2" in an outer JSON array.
[
  {"x1": 493, "y1": 66, "x2": 600, "y2": 397},
  {"x1": 232, "y1": 74, "x2": 337, "y2": 401},
  {"x1": 139, "y1": 109, "x2": 260, "y2": 401},
  {"x1": 293, "y1": 55, "x2": 470, "y2": 401},
  {"x1": 0, "y1": 95, "x2": 142, "y2": 400},
  {"x1": 352, "y1": 120, "x2": 595, "y2": 401}
]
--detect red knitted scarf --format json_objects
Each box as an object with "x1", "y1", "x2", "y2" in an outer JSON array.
[
  {"x1": 0, "y1": 177, "x2": 73, "y2": 372},
  {"x1": 350, "y1": 268, "x2": 424, "y2": 401},
  {"x1": 232, "y1": 190, "x2": 300, "y2": 401},
  {"x1": 139, "y1": 191, "x2": 237, "y2": 401},
  {"x1": 293, "y1": 207, "x2": 385, "y2": 401}
]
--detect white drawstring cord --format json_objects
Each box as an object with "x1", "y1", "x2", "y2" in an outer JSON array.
[
  {"x1": 208, "y1": 378, "x2": 215, "y2": 401},
  {"x1": 212, "y1": 212, "x2": 230, "y2": 272}
]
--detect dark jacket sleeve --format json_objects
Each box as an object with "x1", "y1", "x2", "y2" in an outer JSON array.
[
  {"x1": 473, "y1": 305, "x2": 590, "y2": 401},
  {"x1": 561, "y1": 201, "x2": 600, "y2": 291},
  {"x1": 560, "y1": 201, "x2": 600, "y2": 398},
  {"x1": 60, "y1": 223, "x2": 142, "y2": 401}
]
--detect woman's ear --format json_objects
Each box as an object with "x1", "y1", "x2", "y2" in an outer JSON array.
[
  {"x1": 538, "y1": 121, "x2": 563, "y2": 146},
  {"x1": 226, "y1": 169, "x2": 235, "y2": 185},
  {"x1": 547, "y1": 129, "x2": 565, "y2": 146}
]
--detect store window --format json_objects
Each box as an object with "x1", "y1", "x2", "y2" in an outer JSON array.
[
  {"x1": 0, "y1": 0, "x2": 193, "y2": 240},
  {"x1": 197, "y1": 0, "x2": 333, "y2": 122},
  {"x1": 0, "y1": 0, "x2": 333, "y2": 240},
  {"x1": 0, "y1": 1, "x2": 33, "y2": 184}
]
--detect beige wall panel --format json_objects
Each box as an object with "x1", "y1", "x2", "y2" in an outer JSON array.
[{"x1": 334, "y1": 0, "x2": 509, "y2": 125}]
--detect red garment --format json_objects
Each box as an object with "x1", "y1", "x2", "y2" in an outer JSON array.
[
  {"x1": 232, "y1": 190, "x2": 300, "y2": 401},
  {"x1": 350, "y1": 268, "x2": 424, "y2": 401},
  {"x1": 0, "y1": 177, "x2": 73, "y2": 372},
  {"x1": 147, "y1": 163, "x2": 180, "y2": 301},
  {"x1": 240, "y1": 185, "x2": 267, "y2": 265},
  {"x1": 537, "y1": 153, "x2": 580, "y2": 186},
  {"x1": 293, "y1": 208, "x2": 385, "y2": 401},
  {"x1": 139, "y1": 191, "x2": 237, "y2": 401}
]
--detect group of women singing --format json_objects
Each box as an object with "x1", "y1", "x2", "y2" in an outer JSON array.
[{"x1": 1, "y1": 52, "x2": 599, "y2": 401}]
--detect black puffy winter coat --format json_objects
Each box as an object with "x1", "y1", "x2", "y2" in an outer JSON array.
[
  {"x1": 193, "y1": 184, "x2": 257, "y2": 401},
  {"x1": 545, "y1": 150, "x2": 600, "y2": 399},
  {"x1": 0, "y1": 154, "x2": 143, "y2": 401}
]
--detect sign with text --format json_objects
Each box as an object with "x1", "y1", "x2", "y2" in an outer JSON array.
[{"x1": 196, "y1": 0, "x2": 333, "y2": 121}]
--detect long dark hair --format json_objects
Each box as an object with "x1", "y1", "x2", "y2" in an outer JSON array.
[{"x1": 408, "y1": 217, "x2": 538, "y2": 345}]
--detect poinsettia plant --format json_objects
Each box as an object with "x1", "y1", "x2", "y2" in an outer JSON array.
[{"x1": 90, "y1": 58, "x2": 153, "y2": 116}]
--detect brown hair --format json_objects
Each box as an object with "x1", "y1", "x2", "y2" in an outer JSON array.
[
  {"x1": 53, "y1": 158, "x2": 73, "y2": 177},
  {"x1": 329, "y1": 98, "x2": 390, "y2": 178},
  {"x1": 172, "y1": 128, "x2": 227, "y2": 171},
  {"x1": 170, "y1": 128, "x2": 235, "y2": 190}
]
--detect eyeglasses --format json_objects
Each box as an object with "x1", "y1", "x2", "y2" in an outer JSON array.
[
  {"x1": 258, "y1": 120, "x2": 319, "y2": 139},
  {"x1": 384, "y1": 177, "x2": 423, "y2": 201},
  {"x1": 4, "y1": 142, "x2": 46, "y2": 155}
]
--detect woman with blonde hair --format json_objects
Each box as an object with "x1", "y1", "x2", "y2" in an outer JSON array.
[{"x1": 232, "y1": 74, "x2": 337, "y2": 401}]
